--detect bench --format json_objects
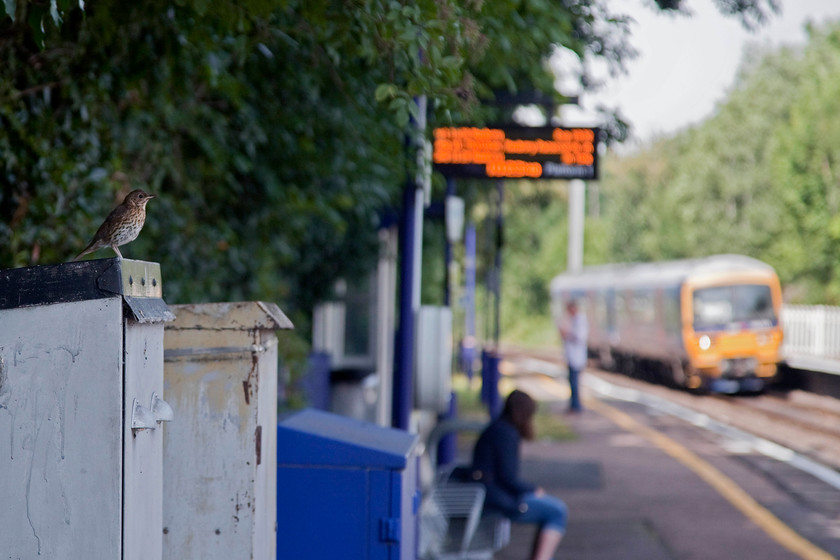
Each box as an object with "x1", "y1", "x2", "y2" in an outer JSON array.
[{"x1": 419, "y1": 420, "x2": 511, "y2": 560}]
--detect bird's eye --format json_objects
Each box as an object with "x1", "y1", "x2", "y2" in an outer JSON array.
[{"x1": 138, "y1": 193, "x2": 144, "y2": 198}]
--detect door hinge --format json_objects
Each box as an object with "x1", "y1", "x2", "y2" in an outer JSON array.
[{"x1": 379, "y1": 518, "x2": 401, "y2": 543}]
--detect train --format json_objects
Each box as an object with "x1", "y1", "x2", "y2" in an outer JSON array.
[{"x1": 550, "y1": 254, "x2": 784, "y2": 393}]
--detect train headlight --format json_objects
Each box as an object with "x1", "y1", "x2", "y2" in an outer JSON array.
[{"x1": 699, "y1": 335, "x2": 712, "y2": 351}]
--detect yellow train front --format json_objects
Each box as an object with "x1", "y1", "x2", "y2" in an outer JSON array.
[{"x1": 550, "y1": 255, "x2": 784, "y2": 393}]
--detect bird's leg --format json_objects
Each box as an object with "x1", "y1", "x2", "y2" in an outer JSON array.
[{"x1": 113, "y1": 246, "x2": 123, "y2": 260}]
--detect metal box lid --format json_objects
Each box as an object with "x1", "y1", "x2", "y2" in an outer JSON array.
[
  {"x1": 166, "y1": 301, "x2": 293, "y2": 331},
  {"x1": 0, "y1": 258, "x2": 174, "y2": 323},
  {"x1": 277, "y1": 409, "x2": 418, "y2": 469}
]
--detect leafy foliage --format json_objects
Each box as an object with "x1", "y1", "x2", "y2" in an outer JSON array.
[
  {"x1": 0, "y1": 0, "x2": 638, "y2": 318},
  {"x1": 0, "y1": 0, "x2": 790, "y2": 356},
  {"x1": 653, "y1": 0, "x2": 779, "y2": 30}
]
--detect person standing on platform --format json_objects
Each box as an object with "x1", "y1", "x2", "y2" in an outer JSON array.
[
  {"x1": 559, "y1": 299, "x2": 588, "y2": 413},
  {"x1": 472, "y1": 390, "x2": 568, "y2": 560}
]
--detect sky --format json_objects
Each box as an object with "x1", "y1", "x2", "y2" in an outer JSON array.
[{"x1": 561, "y1": 0, "x2": 840, "y2": 145}]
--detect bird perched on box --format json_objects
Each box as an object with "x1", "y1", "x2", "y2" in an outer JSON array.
[{"x1": 74, "y1": 189, "x2": 155, "y2": 261}]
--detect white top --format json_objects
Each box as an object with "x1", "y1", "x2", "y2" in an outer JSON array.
[{"x1": 562, "y1": 312, "x2": 589, "y2": 370}]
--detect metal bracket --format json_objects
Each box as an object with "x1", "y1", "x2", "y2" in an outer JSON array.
[
  {"x1": 151, "y1": 392, "x2": 174, "y2": 423},
  {"x1": 131, "y1": 398, "x2": 157, "y2": 433}
]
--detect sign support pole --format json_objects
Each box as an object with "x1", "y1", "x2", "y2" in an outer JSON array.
[
  {"x1": 568, "y1": 179, "x2": 585, "y2": 273},
  {"x1": 444, "y1": 176, "x2": 455, "y2": 307},
  {"x1": 494, "y1": 179, "x2": 504, "y2": 347},
  {"x1": 392, "y1": 96, "x2": 428, "y2": 431}
]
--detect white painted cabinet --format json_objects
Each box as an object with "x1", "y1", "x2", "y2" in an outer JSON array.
[{"x1": 0, "y1": 258, "x2": 173, "y2": 560}]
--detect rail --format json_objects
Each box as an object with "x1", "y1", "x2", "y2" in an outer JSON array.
[{"x1": 781, "y1": 305, "x2": 840, "y2": 359}]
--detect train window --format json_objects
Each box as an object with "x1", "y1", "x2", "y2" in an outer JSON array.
[
  {"x1": 616, "y1": 292, "x2": 629, "y2": 326},
  {"x1": 694, "y1": 287, "x2": 732, "y2": 328},
  {"x1": 663, "y1": 288, "x2": 681, "y2": 333},
  {"x1": 693, "y1": 284, "x2": 776, "y2": 330},
  {"x1": 631, "y1": 290, "x2": 656, "y2": 325},
  {"x1": 733, "y1": 285, "x2": 775, "y2": 321}
]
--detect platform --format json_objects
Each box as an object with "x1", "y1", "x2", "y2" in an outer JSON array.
[{"x1": 464, "y1": 376, "x2": 840, "y2": 560}]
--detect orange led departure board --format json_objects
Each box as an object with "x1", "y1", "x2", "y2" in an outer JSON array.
[{"x1": 433, "y1": 126, "x2": 598, "y2": 180}]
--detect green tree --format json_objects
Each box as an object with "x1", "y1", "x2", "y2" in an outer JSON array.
[
  {"x1": 768, "y1": 22, "x2": 840, "y2": 302},
  {"x1": 601, "y1": 137, "x2": 686, "y2": 262},
  {"x1": 592, "y1": 20, "x2": 840, "y2": 306},
  {"x1": 0, "y1": 1, "x2": 631, "y2": 306},
  {"x1": 0, "y1": 0, "x2": 782, "y2": 347}
]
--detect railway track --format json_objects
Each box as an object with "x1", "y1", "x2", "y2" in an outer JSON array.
[
  {"x1": 721, "y1": 391, "x2": 840, "y2": 441},
  {"x1": 500, "y1": 346, "x2": 840, "y2": 472},
  {"x1": 713, "y1": 391, "x2": 840, "y2": 469}
]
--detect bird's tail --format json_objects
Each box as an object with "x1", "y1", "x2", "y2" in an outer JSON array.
[{"x1": 73, "y1": 245, "x2": 94, "y2": 261}]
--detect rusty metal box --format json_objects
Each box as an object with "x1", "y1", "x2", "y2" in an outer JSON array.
[{"x1": 162, "y1": 301, "x2": 293, "y2": 560}]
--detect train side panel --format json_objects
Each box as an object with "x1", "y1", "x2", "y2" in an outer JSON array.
[{"x1": 613, "y1": 284, "x2": 686, "y2": 363}]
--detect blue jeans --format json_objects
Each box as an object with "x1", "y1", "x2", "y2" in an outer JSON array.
[
  {"x1": 568, "y1": 365, "x2": 582, "y2": 411},
  {"x1": 510, "y1": 492, "x2": 568, "y2": 533}
]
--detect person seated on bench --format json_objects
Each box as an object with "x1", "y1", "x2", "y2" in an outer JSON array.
[{"x1": 471, "y1": 390, "x2": 568, "y2": 560}]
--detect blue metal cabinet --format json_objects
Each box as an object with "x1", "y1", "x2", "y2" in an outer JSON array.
[{"x1": 277, "y1": 409, "x2": 420, "y2": 560}]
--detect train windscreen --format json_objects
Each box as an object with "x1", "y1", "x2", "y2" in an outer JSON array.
[{"x1": 692, "y1": 284, "x2": 776, "y2": 331}]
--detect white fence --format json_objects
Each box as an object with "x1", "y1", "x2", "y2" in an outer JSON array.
[{"x1": 781, "y1": 304, "x2": 840, "y2": 359}]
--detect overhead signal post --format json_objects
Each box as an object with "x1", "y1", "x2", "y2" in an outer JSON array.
[
  {"x1": 434, "y1": 125, "x2": 598, "y2": 413},
  {"x1": 433, "y1": 124, "x2": 599, "y2": 274}
]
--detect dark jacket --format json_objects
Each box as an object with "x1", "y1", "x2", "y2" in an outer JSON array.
[{"x1": 471, "y1": 417, "x2": 536, "y2": 516}]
